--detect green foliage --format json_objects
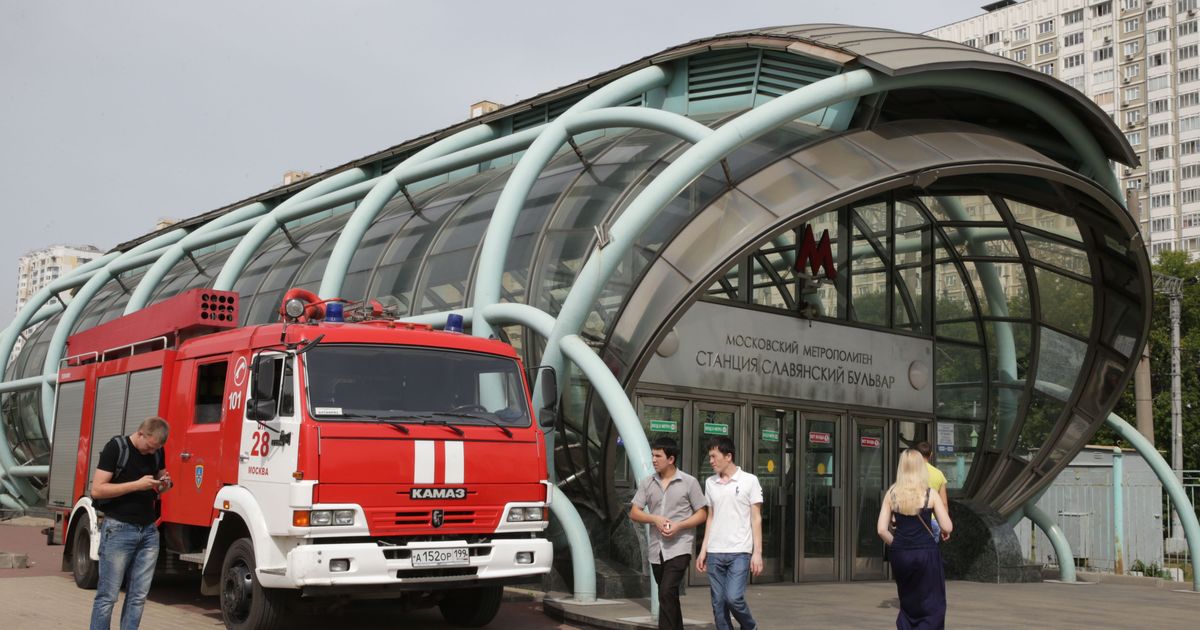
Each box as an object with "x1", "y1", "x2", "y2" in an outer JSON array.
[{"x1": 1107, "y1": 251, "x2": 1200, "y2": 470}]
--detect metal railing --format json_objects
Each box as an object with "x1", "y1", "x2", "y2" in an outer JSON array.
[{"x1": 1162, "y1": 470, "x2": 1199, "y2": 582}]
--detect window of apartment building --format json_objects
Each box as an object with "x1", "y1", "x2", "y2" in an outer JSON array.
[
  {"x1": 1186, "y1": 237, "x2": 1200, "y2": 252},
  {"x1": 1125, "y1": 40, "x2": 1143, "y2": 57},
  {"x1": 1125, "y1": 85, "x2": 1142, "y2": 101},
  {"x1": 1151, "y1": 193, "x2": 1173, "y2": 208},
  {"x1": 1013, "y1": 26, "x2": 1029, "y2": 41},
  {"x1": 1014, "y1": 48, "x2": 1029, "y2": 62},
  {"x1": 1066, "y1": 75, "x2": 1087, "y2": 91},
  {"x1": 1184, "y1": 188, "x2": 1200, "y2": 204},
  {"x1": 1182, "y1": 21, "x2": 1200, "y2": 37},
  {"x1": 1096, "y1": 46, "x2": 1115, "y2": 62},
  {"x1": 1149, "y1": 51, "x2": 1171, "y2": 67},
  {"x1": 1181, "y1": 91, "x2": 1200, "y2": 108},
  {"x1": 1184, "y1": 211, "x2": 1200, "y2": 228},
  {"x1": 1151, "y1": 146, "x2": 1174, "y2": 160},
  {"x1": 1123, "y1": 0, "x2": 1142, "y2": 9},
  {"x1": 1125, "y1": 63, "x2": 1142, "y2": 79},
  {"x1": 1096, "y1": 90, "x2": 1116, "y2": 106},
  {"x1": 1064, "y1": 53, "x2": 1086, "y2": 69},
  {"x1": 1182, "y1": 68, "x2": 1200, "y2": 84},
  {"x1": 1182, "y1": 114, "x2": 1200, "y2": 131},
  {"x1": 1152, "y1": 217, "x2": 1174, "y2": 232},
  {"x1": 1182, "y1": 0, "x2": 1200, "y2": 13},
  {"x1": 1038, "y1": 19, "x2": 1055, "y2": 35},
  {"x1": 1183, "y1": 139, "x2": 1200, "y2": 155},
  {"x1": 1148, "y1": 75, "x2": 1171, "y2": 91},
  {"x1": 1064, "y1": 9, "x2": 1084, "y2": 25},
  {"x1": 986, "y1": 32, "x2": 1002, "y2": 45},
  {"x1": 1149, "y1": 5, "x2": 1168, "y2": 21},
  {"x1": 1040, "y1": 41, "x2": 1056, "y2": 55},
  {"x1": 1095, "y1": 68, "x2": 1116, "y2": 83},
  {"x1": 1096, "y1": 24, "x2": 1115, "y2": 41},
  {"x1": 1150, "y1": 121, "x2": 1172, "y2": 136},
  {"x1": 1124, "y1": 17, "x2": 1141, "y2": 33},
  {"x1": 1151, "y1": 169, "x2": 1174, "y2": 184},
  {"x1": 1182, "y1": 44, "x2": 1200, "y2": 60},
  {"x1": 1038, "y1": 62, "x2": 1056, "y2": 75},
  {"x1": 1064, "y1": 32, "x2": 1085, "y2": 47},
  {"x1": 963, "y1": 38, "x2": 978, "y2": 48},
  {"x1": 1127, "y1": 130, "x2": 1144, "y2": 146},
  {"x1": 1183, "y1": 164, "x2": 1200, "y2": 181},
  {"x1": 1126, "y1": 109, "x2": 1144, "y2": 125},
  {"x1": 1151, "y1": 241, "x2": 1175, "y2": 257},
  {"x1": 1149, "y1": 27, "x2": 1170, "y2": 43},
  {"x1": 1150, "y1": 98, "x2": 1172, "y2": 113},
  {"x1": 1095, "y1": 1, "x2": 1113, "y2": 17}
]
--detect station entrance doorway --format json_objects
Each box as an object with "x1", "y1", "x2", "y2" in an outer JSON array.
[{"x1": 636, "y1": 395, "x2": 929, "y2": 584}]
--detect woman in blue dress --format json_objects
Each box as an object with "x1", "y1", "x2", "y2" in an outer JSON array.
[{"x1": 877, "y1": 449, "x2": 953, "y2": 629}]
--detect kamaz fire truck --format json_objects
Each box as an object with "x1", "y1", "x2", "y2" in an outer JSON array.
[{"x1": 44, "y1": 287, "x2": 555, "y2": 629}]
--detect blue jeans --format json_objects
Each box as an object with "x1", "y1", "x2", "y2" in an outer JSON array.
[
  {"x1": 707, "y1": 552, "x2": 756, "y2": 630},
  {"x1": 90, "y1": 518, "x2": 159, "y2": 630}
]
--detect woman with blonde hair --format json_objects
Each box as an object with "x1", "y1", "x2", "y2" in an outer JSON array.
[{"x1": 877, "y1": 449, "x2": 953, "y2": 629}]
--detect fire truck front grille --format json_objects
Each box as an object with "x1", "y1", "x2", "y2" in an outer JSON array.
[
  {"x1": 395, "y1": 567, "x2": 478, "y2": 581},
  {"x1": 369, "y1": 508, "x2": 500, "y2": 532}
]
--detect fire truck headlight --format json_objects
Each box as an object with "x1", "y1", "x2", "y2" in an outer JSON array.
[
  {"x1": 329, "y1": 559, "x2": 351, "y2": 573},
  {"x1": 310, "y1": 510, "x2": 333, "y2": 526},
  {"x1": 333, "y1": 510, "x2": 355, "y2": 526},
  {"x1": 523, "y1": 507, "x2": 544, "y2": 521},
  {"x1": 515, "y1": 552, "x2": 534, "y2": 565},
  {"x1": 506, "y1": 508, "x2": 526, "y2": 523}
]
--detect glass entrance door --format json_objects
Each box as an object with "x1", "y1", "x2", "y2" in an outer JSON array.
[
  {"x1": 799, "y1": 413, "x2": 840, "y2": 581},
  {"x1": 689, "y1": 403, "x2": 738, "y2": 587},
  {"x1": 851, "y1": 418, "x2": 888, "y2": 580},
  {"x1": 751, "y1": 408, "x2": 795, "y2": 583}
]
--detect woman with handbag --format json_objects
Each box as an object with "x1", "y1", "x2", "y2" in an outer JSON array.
[{"x1": 877, "y1": 449, "x2": 953, "y2": 629}]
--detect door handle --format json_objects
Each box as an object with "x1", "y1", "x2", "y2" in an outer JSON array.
[{"x1": 180, "y1": 451, "x2": 192, "y2": 461}]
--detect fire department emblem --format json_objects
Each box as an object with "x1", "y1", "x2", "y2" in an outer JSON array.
[
  {"x1": 194, "y1": 464, "x2": 204, "y2": 489},
  {"x1": 431, "y1": 509, "x2": 444, "y2": 529}
]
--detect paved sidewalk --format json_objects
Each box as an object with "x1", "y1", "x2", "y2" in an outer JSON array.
[{"x1": 545, "y1": 579, "x2": 1200, "y2": 629}]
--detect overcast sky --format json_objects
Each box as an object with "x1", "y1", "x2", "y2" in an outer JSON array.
[{"x1": 0, "y1": 0, "x2": 988, "y2": 327}]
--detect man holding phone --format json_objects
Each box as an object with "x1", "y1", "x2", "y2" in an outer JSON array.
[{"x1": 89, "y1": 416, "x2": 172, "y2": 630}]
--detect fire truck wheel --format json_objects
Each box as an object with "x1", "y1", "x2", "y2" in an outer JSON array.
[
  {"x1": 220, "y1": 538, "x2": 287, "y2": 630},
  {"x1": 71, "y1": 525, "x2": 99, "y2": 589},
  {"x1": 437, "y1": 584, "x2": 504, "y2": 627}
]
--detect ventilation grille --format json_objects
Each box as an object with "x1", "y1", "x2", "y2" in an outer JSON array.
[
  {"x1": 687, "y1": 49, "x2": 760, "y2": 103},
  {"x1": 757, "y1": 50, "x2": 838, "y2": 98}
]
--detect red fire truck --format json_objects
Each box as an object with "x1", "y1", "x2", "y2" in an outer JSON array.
[{"x1": 44, "y1": 288, "x2": 555, "y2": 629}]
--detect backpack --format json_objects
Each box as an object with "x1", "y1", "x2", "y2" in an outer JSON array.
[{"x1": 93, "y1": 435, "x2": 164, "y2": 507}]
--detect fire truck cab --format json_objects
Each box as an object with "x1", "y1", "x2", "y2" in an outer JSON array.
[{"x1": 46, "y1": 288, "x2": 555, "y2": 629}]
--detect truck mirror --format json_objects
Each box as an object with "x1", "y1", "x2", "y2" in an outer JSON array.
[
  {"x1": 535, "y1": 367, "x2": 558, "y2": 430},
  {"x1": 246, "y1": 399, "x2": 277, "y2": 422},
  {"x1": 252, "y1": 355, "x2": 277, "y2": 401}
]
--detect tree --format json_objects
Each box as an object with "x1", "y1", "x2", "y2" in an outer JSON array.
[{"x1": 1106, "y1": 250, "x2": 1200, "y2": 471}]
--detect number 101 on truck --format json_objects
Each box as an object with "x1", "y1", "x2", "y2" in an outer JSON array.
[{"x1": 44, "y1": 287, "x2": 557, "y2": 629}]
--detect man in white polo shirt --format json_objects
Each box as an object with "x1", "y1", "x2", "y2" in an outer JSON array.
[{"x1": 696, "y1": 435, "x2": 762, "y2": 630}]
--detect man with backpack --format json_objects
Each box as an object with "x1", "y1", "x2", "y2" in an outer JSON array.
[{"x1": 89, "y1": 416, "x2": 172, "y2": 630}]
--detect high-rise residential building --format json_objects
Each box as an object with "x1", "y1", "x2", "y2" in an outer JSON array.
[
  {"x1": 927, "y1": 0, "x2": 1200, "y2": 259},
  {"x1": 15, "y1": 244, "x2": 103, "y2": 313}
]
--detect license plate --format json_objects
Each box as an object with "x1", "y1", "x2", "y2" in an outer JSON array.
[{"x1": 411, "y1": 547, "x2": 470, "y2": 567}]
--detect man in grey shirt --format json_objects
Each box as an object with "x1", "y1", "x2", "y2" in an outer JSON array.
[{"x1": 630, "y1": 436, "x2": 708, "y2": 630}]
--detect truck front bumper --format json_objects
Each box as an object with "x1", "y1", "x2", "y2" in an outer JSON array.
[{"x1": 262, "y1": 537, "x2": 552, "y2": 589}]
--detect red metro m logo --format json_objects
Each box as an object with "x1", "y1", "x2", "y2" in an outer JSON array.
[{"x1": 796, "y1": 224, "x2": 837, "y2": 280}]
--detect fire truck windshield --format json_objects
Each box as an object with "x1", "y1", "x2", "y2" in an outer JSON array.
[{"x1": 304, "y1": 345, "x2": 532, "y2": 427}]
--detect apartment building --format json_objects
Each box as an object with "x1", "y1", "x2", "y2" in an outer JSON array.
[
  {"x1": 15, "y1": 244, "x2": 102, "y2": 314},
  {"x1": 927, "y1": 0, "x2": 1200, "y2": 259}
]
